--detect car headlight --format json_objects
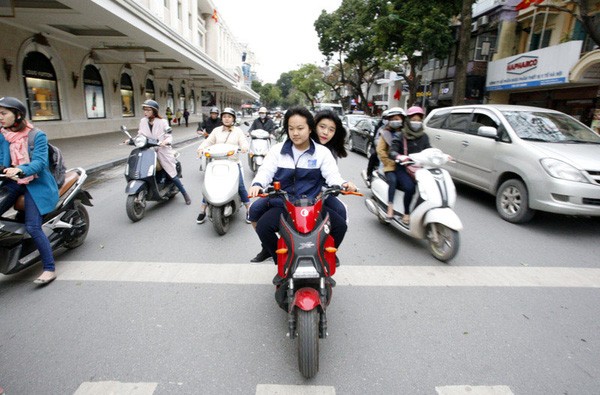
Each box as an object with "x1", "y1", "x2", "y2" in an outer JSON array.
[
  {"x1": 134, "y1": 135, "x2": 147, "y2": 148},
  {"x1": 540, "y1": 158, "x2": 589, "y2": 183}
]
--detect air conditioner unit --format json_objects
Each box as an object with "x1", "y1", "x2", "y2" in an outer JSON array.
[
  {"x1": 471, "y1": 22, "x2": 478, "y2": 32},
  {"x1": 479, "y1": 15, "x2": 489, "y2": 26}
]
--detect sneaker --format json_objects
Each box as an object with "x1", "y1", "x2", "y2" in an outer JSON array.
[
  {"x1": 196, "y1": 212, "x2": 206, "y2": 224},
  {"x1": 245, "y1": 211, "x2": 251, "y2": 224}
]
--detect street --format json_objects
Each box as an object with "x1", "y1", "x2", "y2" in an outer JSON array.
[{"x1": 1, "y1": 129, "x2": 600, "y2": 394}]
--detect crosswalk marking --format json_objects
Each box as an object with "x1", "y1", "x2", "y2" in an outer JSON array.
[
  {"x1": 436, "y1": 385, "x2": 514, "y2": 395},
  {"x1": 256, "y1": 384, "x2": 336, "y2": 395},
  {"x1": 27, "y1": 260, "x2": 600, "y2": 288},
  {"x1": 74, "y1": 381, "x2": 157, "y2": 395}
]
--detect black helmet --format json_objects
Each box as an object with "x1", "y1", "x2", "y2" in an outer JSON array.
[
  {"x1": 210, "y1": 107, "x2": 219, "y2": 114},
  {"x1": 221, "y1": 107, "x2": 236, "y2": 120},
  {"x1": 142, "y1": 99, "x2": 159, "y2": 111},
  {"x1": 0, "y1": 96, "x2": 27, "y2": 116}
]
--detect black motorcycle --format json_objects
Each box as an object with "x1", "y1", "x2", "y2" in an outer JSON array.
[
  {"x1": 121, "y1": 125, "x2": 182, "y2": 222},
  {"x1": 0, "y1": 167, "x2": 93, "y2": 275}
]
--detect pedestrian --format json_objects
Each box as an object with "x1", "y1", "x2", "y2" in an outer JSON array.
[
  {"x1": 135, "y1": 100, "x2": 191, "y2": 205},
  {"x1": 175, "y1": 109, "x2": 183, "y2": 126},
  {"x1": 183, "y1": 108, "x2": 190, "y2": 127},
  {"x1": 197, "y1": 107, "x2": 222, "y2": 137},
  {"x1": 0, "y1": 96, "x2": 59, "y2": 284},
  {"x1": 165, "y1": 106, "x2": 173, "y2": 126}
]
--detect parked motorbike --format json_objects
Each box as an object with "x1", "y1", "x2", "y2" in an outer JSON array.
[
  {"x1": 121, "y1": 125, "x2": 182, "y2": 222},
  {"x1": 248, "y1": 129, "x2": 271, "y2": 172},
  {"x1": 362, "y1": 148, "x2": 463, "y2": 262},
  {"x1": 200, "y1": 143, "x2": 243, "y2": 235},
  {"x1": 0, "y1": 168, "x2": 93, "y2": 275},
  {"x1": 256, "y1": 182, "x2": 361, "y2": 378}
]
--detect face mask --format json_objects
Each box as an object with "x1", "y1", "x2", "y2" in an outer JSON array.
[
  {"x1": 259, "y1": 113, "x2": 266, "y2": 119},
  {"x1": 409, "y1": 121, "x2": 422, "y2": 131},
  {"x1": 389, "y1": 120, "x2": 403, "y2": 129},
  {"x1": 382, "y1": 119, "x2": 389, "y2": 125}
]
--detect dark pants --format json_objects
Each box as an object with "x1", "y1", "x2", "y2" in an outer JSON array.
[
  {"x1": 0, "y1": 181, "x2": 55, "y2": 271},
  {"x1": 366, "y1": 151, "x2": 380, "y2": 180},
  {"x1": 385, "y1": 166, "x2": 416, "y2": 214},
  {"x1": 170, "y1": 175, "x2": 188, "y2": 195},
  {"x1": 255, "y1": 203, "x2": 348, "y2": 261}
]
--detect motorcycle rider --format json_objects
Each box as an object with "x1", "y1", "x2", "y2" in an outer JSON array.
[
  {"x1": 364, "y1": 109, "x2": 390, "y2": 187},
  {"x1": 197, "y1": 107, "x2": 222, "y2": 138},
  {"x1": 387, "y1": 106, "x2": 431, "y2": 225},
  {"x1": 136, "y1": 100, "x2": 192, "y2": 205},
  {"x1": 248, "y1": 106, "x2": 276, "y2": 134},
  {"x1": 196, "y1": 107, "x2": 251, "y2": 224},
  {"x1": 0, "y1": 96, "x2": 59, "y2": 284},
  {"x1": 248, "y1": 106, "x2": 357, "y2": 263}
]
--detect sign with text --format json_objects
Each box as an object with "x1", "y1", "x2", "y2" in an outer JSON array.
[{"x1": 486, "y1": 41, "x2": 583, "y2": 91}]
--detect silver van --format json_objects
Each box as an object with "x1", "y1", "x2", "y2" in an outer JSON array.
[{"x1": 423, "y1": 104, "x2": 600, "y2": 223}]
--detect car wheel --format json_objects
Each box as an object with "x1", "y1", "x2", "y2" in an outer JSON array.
[
  {"x1": 347, "y1": 134, "x2": 355, "y2": 152},
  {"x1": 496, "y1": 179, "x2": 535, "y2": 224}
]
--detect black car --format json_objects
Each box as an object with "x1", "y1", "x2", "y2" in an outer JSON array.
[{"x1": 347, "y1": 118, "x2": 379, "y2": 157}]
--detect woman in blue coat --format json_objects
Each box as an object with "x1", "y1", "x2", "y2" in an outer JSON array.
[{"x1": 0, "y1": 97, "x2": 59, "y2": 284}]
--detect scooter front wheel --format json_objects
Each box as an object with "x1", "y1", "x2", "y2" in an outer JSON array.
[
  {"x1": 297, "y1": 309, "x2": 319, "y2": 378},
  {"x1": 126, "y1": 188, "x2": 147, "y2": 222},
  {"x1": 426, "y1": 222, "x2": 460, "y2": 262},
  {"x1": 211, "y1": 206, "x2": 230, "y2": 235}
]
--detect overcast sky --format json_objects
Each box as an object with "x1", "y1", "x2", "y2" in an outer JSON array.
[{"x1": 215, "y1": 0, "x2": 343, "y2": 84}]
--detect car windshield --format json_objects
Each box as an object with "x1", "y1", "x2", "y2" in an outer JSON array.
[
  {"x1": 348, "y1": 116, "x2": 367, "y2": 126},
  {"x1": 503, "y1": 111, "x2": 600, "y2": 143}
]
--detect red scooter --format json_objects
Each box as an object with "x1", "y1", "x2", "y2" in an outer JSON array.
[{"x1": 256, "y1": 182, "x2": 361, "y2": 378}]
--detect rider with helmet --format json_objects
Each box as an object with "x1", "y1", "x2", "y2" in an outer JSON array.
[
  {"x1": 387, "y1": 106, "x2": 431, "y2": 225},
  {"x1": 196, "y1": 107, "x2": 251, "y2": 224},
  {"x1": 248, "y1": 106, "x2": 276, "y2": 134},
  {"x1": 197, "y1": 107, "x2": 222, "y2": 138},
  {"x1": 364, "y1": 108, "x2": 391, "y2": 187},
  {"x1": 0, "y1": 96, "x2": 60, "y2": 284},
  {"x1": 136, "y1": 99, "x2": 192, "y2": 205}
]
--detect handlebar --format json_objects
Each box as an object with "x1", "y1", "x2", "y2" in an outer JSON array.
[{"x1": 249, "y1": 185, "x2": 362, "y2": 199}]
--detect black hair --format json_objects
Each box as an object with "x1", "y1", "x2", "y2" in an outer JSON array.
[
  {"x1": 314, "y1": 110, "x2": 348, "y2": 158},
  {"x1": 283, "y1": 106, "x2": 316, "y2": 140}
]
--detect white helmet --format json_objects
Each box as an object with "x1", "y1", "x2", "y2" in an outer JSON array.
[
  {"x1": 258, "y1": 106, "x2": 268, "y2": 114},
  {"x1": 385, "y1": 107, "x2": 406, "y2": 119}
]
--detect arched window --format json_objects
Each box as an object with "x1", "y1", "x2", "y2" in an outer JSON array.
[
  {"x1": 145, "y1": 78, "x2": 155, "y2": 100},
  {"x1": 179, "y1": 83, "x2": 186, "y2": 110},
  {"x1": 167, "y1": 83, "x2": 174, "y2": 109},
  {"x1": 120, "y1": 73, "x2": 134, "y2": 117},
  {"x1": 22, "y1": 51, "x2": 61, "y2": 121},
  {"x1": 83, "y1": 65, "x2": 105, "y2": 119},
  {"x1": 189, "y1": 90, "x2": 196, "y2": 113}
]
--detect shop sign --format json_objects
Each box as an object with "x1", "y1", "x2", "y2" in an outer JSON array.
[{"x1": 486, "y1": 41, "x2": 583, "y2": 91}]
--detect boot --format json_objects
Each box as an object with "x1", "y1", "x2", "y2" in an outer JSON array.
[{"x1": 183, "y1": 193, "x2": 191, "y2": 205}]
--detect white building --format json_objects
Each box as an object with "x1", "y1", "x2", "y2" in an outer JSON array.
[{"x1": 0, "y1": 0, "x2": 259, "y2": 138}]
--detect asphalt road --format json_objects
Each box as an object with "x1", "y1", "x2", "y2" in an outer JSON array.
[{"x1": 1, "y1": 132, "x2": 599, "y2": 394}]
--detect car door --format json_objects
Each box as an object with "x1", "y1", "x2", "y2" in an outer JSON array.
[
  {"x1": 457, "y1": 108, "x2": 503, "y2": 190},
  {"x1": 354, "y1": 119, "x2": 371, "y2": 153}
]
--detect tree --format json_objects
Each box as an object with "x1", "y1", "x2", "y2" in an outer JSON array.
[
  {"x1": 315, "y1": 0, "x2": 384, "y2": 114},
  {"x1": 453, "y1": 0, "x2": 475, "y2": 106},
  {"x1": 373, "y1": 0, "x2": 461, "y2": 106},
  {"x1": 276, "y1": 72, "x2": 294, "y2": 99},
  {"x1": 259, "y1": 83, "x2": 282, "y2": 109},
  {"x1": 539, "y1": 0, "x2": 600, "y2": 47},
  {"x1": 290, "y1": 64, "x2": 327, "y2": 107}
]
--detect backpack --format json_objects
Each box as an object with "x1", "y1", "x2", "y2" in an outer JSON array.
[{"x1": 27, "y1": 128, "x2": 67, "y2": 187}]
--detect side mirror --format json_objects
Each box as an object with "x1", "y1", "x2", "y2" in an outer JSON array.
[
  {"x1": 244, "y1": 121, "x2": 250, "y2": 126},
  {"x1": 478, "y1": 126, "x2": 498, "y2": 139}
]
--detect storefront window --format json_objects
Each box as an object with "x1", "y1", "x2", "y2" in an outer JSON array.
[
  {"x1": 120, "y1": 73, "x2": 134, "y2": 117},
  {"x1": 189, "y1": 90, "x2": 196, "y2": 113},
  {"x1": 83, "y1": 65, "x2": 105, "y2": 119},
  {"x1": 201, "y1": 91, "x2": 216, "y2": 107},
  {"x1": 179, "y1": 85, "x2": 186, "y2": 110},
  {"x1": 145, "y1": 79, "x2": 155, "y2": 100},
  {"x1": 22, "y1": 51, "x2": 61, "y2": 121}
]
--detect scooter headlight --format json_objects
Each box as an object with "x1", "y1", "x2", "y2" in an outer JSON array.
[{"x1": 134, "y1": 135, "x2": 147, "y2": 148}]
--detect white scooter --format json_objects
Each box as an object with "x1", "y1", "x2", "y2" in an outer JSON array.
[
  {"x1": 248, "y1": 129, "x2": 271, "y2": 173},
  {"x1": 363, "y1": 148, "x2": 463, "y2": 262},
  {"x1": 201, "y1": 143, "x2": 242, "y2": 235}
]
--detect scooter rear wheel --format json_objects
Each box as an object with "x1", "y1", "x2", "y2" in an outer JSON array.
[
  {"x1": 297, "y1": 309, "x2": 319, "y2": 378},
  {"x1": 126, "y1": 188, "x2": 147, "y2": 222},
  {"x1": 426, "y1": 223, "x2": 459, "y2": 262},
  {"x1": 63, "y1": 201, "x2": 90, "y2": 249}
]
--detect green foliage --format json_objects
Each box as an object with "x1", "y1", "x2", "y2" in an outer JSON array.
[
  {"x1": 259, "y1": 83, "x2": 282, "y2": 109},
  {"x1": 291, "y1": 64, "x2": 327, "y2": 106}
]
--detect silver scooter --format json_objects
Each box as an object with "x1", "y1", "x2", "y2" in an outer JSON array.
[
  {"x1": 248, "y1": 129, "x2": 271, "y2": 173},
  {"x1": 201, "y1": 143, "x2": 242, "y2": 235},
  {"x1": 363, "y1": 148, "x2": 463, "y2": 262}
]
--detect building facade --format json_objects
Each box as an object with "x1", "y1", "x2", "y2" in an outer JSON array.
[{"x1": 0, "y1": 0, "x2": 259, "y2": 138}]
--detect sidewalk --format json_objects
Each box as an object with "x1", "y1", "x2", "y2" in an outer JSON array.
[{"x1": 50, "y1": 122, "x2": 202, "y2": 175}]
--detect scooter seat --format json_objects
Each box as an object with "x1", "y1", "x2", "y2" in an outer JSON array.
[{"x1": 13, "y1": 170, "x2": 79, "y2": 212}]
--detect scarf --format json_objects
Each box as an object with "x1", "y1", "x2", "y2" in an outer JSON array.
[
  {"x1": 1, "y1": 122, "x2": 35, "y2": 184},
  {"x1": 403, "y1": 123, "x2": 425, "y2": 140}
]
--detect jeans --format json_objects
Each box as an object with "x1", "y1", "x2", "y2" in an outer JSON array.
[
  {"x1": 170, "y1": 175, "x2": 188, "y2": 195},
  {"x1": 0, "y1": 181, "x2": 55, "y2": 271},
  {"x1": 385, "y1": 166, "x2": 416, "y2": 214}
]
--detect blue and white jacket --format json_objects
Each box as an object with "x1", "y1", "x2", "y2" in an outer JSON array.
[{"x1": 251, "y1": 139, "x2": 346, "y2": 201}]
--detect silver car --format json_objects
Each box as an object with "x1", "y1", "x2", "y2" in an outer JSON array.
[{"x1": 423, "y1": 104, "x2": 600, "y2": 223}]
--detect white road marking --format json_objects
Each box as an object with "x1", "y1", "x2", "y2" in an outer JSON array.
[
  {"x1": 73, "y1": 381, "x2": 157, "y2": 395},
  {"x1": 436, "y1": 385, "x2": 514, "y2": 395},
  {"x1": 256, "y1": 384, "x2": 335, "y2": 395},
  {"x1": 12, "y1": 261, "x2": 599, "y2": 288}
]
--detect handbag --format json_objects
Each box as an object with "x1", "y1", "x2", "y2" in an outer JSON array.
[{"x1": 403, "y1": 136, "x2": 421, "y2": 180}]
